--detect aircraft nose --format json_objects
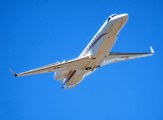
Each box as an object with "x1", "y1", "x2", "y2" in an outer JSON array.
[
  {"x1": 111, "y1": 14, "x2": 129, "y2": 23},
  {"x1": 118, "y1": 14, "x2": 129, "y2": 22},
  {"x1": 110, "y1": 14, "x2": 129, "y2": 34}
]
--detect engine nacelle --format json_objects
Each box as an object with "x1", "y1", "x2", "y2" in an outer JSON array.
[
  {"x1": 54, "y1": 60, "x2": 69, "y2": 81},
  {"x1": 54, "y1": 71, "x2": 69, "y2": 81}
]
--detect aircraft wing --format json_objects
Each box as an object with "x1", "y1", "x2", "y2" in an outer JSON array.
[
  {"x1": 101, "y1": 47, "x2": 154, "y2": 66},
  {"x1": 10, "y1": 55, "x2": 93, "y2": 77}
]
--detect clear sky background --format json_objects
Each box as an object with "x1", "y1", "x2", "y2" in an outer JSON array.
[{"x1": 0, "y1": 0, "x2": 163, "y2": 120}]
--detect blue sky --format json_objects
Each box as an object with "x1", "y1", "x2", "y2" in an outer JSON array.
[{"x1": 1, "y1": 0, "x2": 163, "y2": 120}]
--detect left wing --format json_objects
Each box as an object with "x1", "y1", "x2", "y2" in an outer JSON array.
[
  {"x1": 101, "y1": 47, "x2": 154, "y2": 66},
  {"x1": 10, "y1": 55, "x2": 93, "y2": 77}
]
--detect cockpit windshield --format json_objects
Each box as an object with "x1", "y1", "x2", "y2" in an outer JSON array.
[{"x1": 108, "y1": 14, "x2": 118, "y2": 21}]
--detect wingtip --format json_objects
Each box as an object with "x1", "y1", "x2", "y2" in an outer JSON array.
[
  {"x1": 9, "y1": 69, "x2": 18, "y2": 77},
  {"x1": 150, "y1": 46, "x2": 154, "y2": 54}
]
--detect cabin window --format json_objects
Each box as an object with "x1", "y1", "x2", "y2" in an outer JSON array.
[
  {"x1": 108, "y1": 14, "x2": 118, "y2": 21},
  {"x1": 108, "y1": 17, "x2": 111, "y2": 21}
]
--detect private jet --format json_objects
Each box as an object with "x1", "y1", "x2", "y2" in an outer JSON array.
[{"x1": 10, "y1": 14, "x2": 154, "y2": 89}]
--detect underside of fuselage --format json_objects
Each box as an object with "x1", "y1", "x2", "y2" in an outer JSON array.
[{"x1": 61, "y1": 14, "x2": 129, "y2": 89}]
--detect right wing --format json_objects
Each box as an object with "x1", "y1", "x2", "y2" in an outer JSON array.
[
  {"x1": 101, "y1": 47, "x2": 154, "y2": 66},
  {"x1": 10, "y1": 55, "x2": 93, "y2": 77}
]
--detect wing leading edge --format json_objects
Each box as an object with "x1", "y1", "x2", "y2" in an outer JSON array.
[
  {"x1": 10, "y1": 55, "x2": 94, "y2": 77},
  {"x1": 101, "y1": 47, "x2": 154, "y2": 66}
]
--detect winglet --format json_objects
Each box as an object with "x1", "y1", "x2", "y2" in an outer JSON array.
[
  {"x1": 9, "y1": 69, "x2": 18, "y2": 77},
  {"x1": 150, "y1": 46, "x2": 154, "y2": 54}
]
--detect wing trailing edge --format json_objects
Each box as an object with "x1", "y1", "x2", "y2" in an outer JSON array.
[
  {"x1": 9, "y1": 55, "x2": 93, "y2": 77},
  {"x1": 101, "y1": 46, "x2": 154, "y2": 66}
]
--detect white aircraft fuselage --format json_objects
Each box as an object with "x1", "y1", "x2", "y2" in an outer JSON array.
[
  {"x1": 10, "y1": 13, "x2": 154, "y2": 89},
  {"x1": 59, "y1": 14, "x2": 129, "y2": 89}
]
